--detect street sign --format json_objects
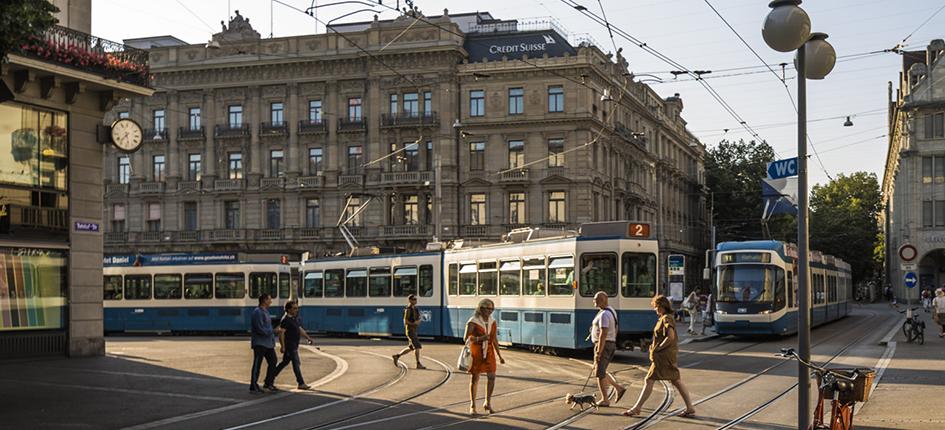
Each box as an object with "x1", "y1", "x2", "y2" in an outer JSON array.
[
  {"x1": 767, "y1": 157, "x2": 798, "y2": 179},
  {"x1": 898, "y1": 244, "x2": 917, "y2": 262},
  {"x1": 900, "y1": 263, "x2": 917, "y2": 271},
  {"x1": 904, "y1": 271, "x2": 918, "y2": 289}
]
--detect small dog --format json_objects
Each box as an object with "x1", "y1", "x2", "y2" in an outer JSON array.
[{"x1": 564, "y1": 393, "x2": 599, "y2": 411}]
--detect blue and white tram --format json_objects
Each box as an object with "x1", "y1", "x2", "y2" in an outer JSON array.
[
  {"x1": 298, "y1": 252, "x2": 443, "y2": 337},
  {"x1": 444, "y1": 221, "x2": 659, "y2": 350},
  {"x1": 103, "y1": 253, "x2": 292, "y2": 332},
  {"x1": 713, "y1": 241, "x2": 852, "y2": 336}
]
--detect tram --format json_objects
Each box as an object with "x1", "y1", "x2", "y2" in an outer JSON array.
[
  {"x1": 712, "y1": 241, "x2": 852, "y2": 336},
  {"x1": 103, "y1": 253, "x2": 291, "y2": 332}
]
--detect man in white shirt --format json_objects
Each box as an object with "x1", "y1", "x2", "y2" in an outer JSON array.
[{"x1": 591, "y1": 291, "x2": 627, "y2": 407}]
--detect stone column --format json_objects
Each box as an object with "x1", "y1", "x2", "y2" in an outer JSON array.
[
  {"x1": 326, "y1": 80, "x2": 338, "y2": 172},
  {"x1": 167, "y1": 90, "x2": 180, "y2": 186},
  {"x1": 204, "y1": 89, "x2": 217, "y2": 178},
  {"x1": 248, "y1": 85, "x2": 262, "y2": 183},
  {"x1": 287, "y1": 82, "x2": 300, "y2": 177}
]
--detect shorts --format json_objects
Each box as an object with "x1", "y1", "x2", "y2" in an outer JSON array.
[
  {"x1": 594, "y1": 341, "x2": 616, "y2": 379},
  {"x1": 406, "y1": 330, "x2": 422, "y2": 350}
]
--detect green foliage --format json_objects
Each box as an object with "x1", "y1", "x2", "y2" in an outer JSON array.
[
  {"x1": 809, "y1": 172, "x2": 883, "y2": 284},
  {"x1": 0, "y1": 0, "x2": 59, "y2": 62}
]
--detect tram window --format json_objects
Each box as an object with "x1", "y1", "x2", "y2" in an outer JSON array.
[
  {"x1": 499, "y1": 260, "x2": 521, "y2": 296},
  {"x1": 249, "y1": 272, "x2": 278, "y2": 299},
  {"x1": 579, "y1": 253, "x2": 618, "y2": 297},
  {"x1": 718, "y1": 265, "x2": 776, "y2": 303},
  {"x1": 279, "y1": 273, "x2": 291, "y2": 299},
  {"x1": 523, "y1": 258, "x2": 546, "y2": 296},
  {"x1": 773, "y1": 270, "x2": 786, "y2": 311},
  {"x1": 304, "y1": 271, "x2": 324, "y2": 297},
  {"x1": 419, "y1": 265, "x2": 434, "y2": 297},
  {"x1": 104, "y1": 275, "x2": 123, "y2": 300},
  {"x1": 448, "y1": 263, "x2": 459, "y2": 296},
  {"x1": 184, "y1": 273, "x2": 213, "y2": 299},
  {"x1": 478, "y1": 261, "x2": 497, "y2": 295},
  {"x1": 828, "y1": 276, "x2": 837, "y2": 302},
  {"x1": 548, "y1": 257, "x2": 574, "y2": 296},
  {"x1": 346, "y1": 268, "x2": 368, "y2": 297},
  {"x1": 459, "y1": 264, "x2": 477, "y2": 295},
  {"x1": 621, "y1": 253, "x2": 656, "y2": 298},
  {"x1": 324, "y1": 269, "x2": 344, "y2": 297},
  {"x1": 215, "y1": 273, "x2": 246, "y2": 298},
  {"x1": 125, "y1": 275, "x2": 152, "y2": 300},
  {"x1": 154, "y1": 274, "x2": 183, "y2": 299},
  {"x1": 369, "y1": 267, "x2": 392, "y2": 297},
  {"x1": 393, "y1": 266, "x2": 418, "y2": 297}
]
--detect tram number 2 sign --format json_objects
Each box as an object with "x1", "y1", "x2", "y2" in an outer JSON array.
[{"x1": 627, "y1": 223, "x2": 651, "y2": 238}]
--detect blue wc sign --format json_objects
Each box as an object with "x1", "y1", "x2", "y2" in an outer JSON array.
[{"x1": 904, "y1": 271, "x2": 918, "y2": 289}]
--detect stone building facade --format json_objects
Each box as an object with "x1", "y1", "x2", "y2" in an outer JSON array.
[{"x1": 103, "y1": 11, "x2": 706, "y2": 284}]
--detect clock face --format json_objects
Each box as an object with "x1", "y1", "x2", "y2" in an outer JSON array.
[{"x1": 110, "y1": 118, "x2": 143, "y2": 153}]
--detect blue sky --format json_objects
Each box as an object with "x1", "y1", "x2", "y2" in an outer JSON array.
[{"x1": 92, "y1": 0, "x2": 945, "y2": 186}]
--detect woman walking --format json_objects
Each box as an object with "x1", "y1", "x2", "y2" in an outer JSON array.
[
  {"x1": 623, "y1": 295, "x2": 696, "y2": 418},
  {"x1": 933, "y1": 289, "x2": 945, "y2": 338},
  {"x1": 464, "y1": 298, "x2": 505, "y2": 415}
]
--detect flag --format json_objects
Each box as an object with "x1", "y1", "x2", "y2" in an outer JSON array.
[{"x1": 762, "y1": 177, "x2": 798, "y2": 220}]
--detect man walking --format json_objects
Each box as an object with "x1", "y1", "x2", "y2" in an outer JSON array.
[
  {"x1": 250, "y1": 293, "x2": 283, "y2": 393},
  {"x1": 392, "y1": 294, "x2": 426, "y2": 369},
  {"x1": 591, "y1": 291, "x2": 627, "y2": 407},
  {"x1": 272, "y1": 300, "x2": 315, "y2": 390}
]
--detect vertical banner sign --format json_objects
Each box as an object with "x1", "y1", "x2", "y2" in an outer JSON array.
[{"x1": 668, "y1": 254, "x2": 685, "y2": 300}]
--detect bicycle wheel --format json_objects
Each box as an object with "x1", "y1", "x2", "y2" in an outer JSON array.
[
  {"x1": 902, "y1": 320, "x2": 910, "y2": 338},
  {"x1": 906, "y1": 325, "x2": 917, "y2": 344},
  {"x1": 918, "y1": 326, "x2": 925, "y2": 345}
]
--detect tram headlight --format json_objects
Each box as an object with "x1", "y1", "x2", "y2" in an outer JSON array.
[
  {"x1": 716, "y1": 310, "x2": 727, "y2": 315},
  {"x1": 760, "y1": 310, "x2": 772, "y2": 314}
]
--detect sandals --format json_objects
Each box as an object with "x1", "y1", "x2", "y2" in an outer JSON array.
[
  {"x1": 680, "y1": 409, "x2": 697, "y2": 418},
  {"x1": 468, "y1": 406, "x2": 477, "y2": 416},
  {"x1": 615, "y1": 386, "x2": 627, "y2": 404},
  {"x1": 622, "y1": 407, "x2": 641, "y2": 417},
  {"x1": 483, "y1": 404, "x2": 495, "y2": 414}
]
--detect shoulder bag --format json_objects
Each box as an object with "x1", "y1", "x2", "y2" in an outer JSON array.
[{"x1": 457, "y1": 338, "x2": 472, "y2": 372}]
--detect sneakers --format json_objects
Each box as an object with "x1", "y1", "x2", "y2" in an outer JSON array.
[
  {"x1": 263, "y1": 385, "x2": 280, "y2": 392},
  {"x1": 297, "y1": 384, "x2": 312, "y2": 390}
]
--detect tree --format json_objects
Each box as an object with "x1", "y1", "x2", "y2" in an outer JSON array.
[
  {"x1": 0, "y1": 0, "x2": 59, "y2": 63},
  {"x1": 809, "y1": 172, "x2": 883, "y2": 285}
]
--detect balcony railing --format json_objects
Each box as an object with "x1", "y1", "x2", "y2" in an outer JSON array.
[
  {"x1": 177, "y1": 181, "x2": 200, "y2": 192},
  {"x1": 3, "y1": 205, "x2": 68, "y2": 231},
  {"x1": 178, "y1": 126, "x2": 205, "y2": 141},
  {"x1": 141, "y1": 231, "x2": 163, "y2": 242},
  {"x1": 104, "y1": 231, "x2": 128, "y2": 243},
  {"x1": 295, "y1": 227, "x2": 322, "y2": 239},
  {"x1": 380, "y1": 170, "x2": 432, "y2": 185},
  {"x1": 214, "y1": 124, "x2": 250, "y2": 138},
  {"x1": 178, "y1": 231, "x2": 201, "y2": 241},
  {"x1": 259, "y1": 177, "x2": 284, "y2": 189},
  {"x1": 209, "y1": 229, "x2": 244, "y2": 241},
  {"x1": 14, "y1": 25, "x2": 150, "y2": 87},
  {"x1": 142, "y1": 128, "x2": 168, "y2": 142},
  {"x1": 461, "y1": 225, "x2": 492, "y2": 237},
  {"x1": 298, "y1": 119, "x2": 327, "y2": 134},
  {"x1": 338, "y1": 174, "x2": 364, "y2": 187},
  {"x1": 383, "y1": 224, "x2": 429, "y2": 237},
  {"x1": 255, "y1": 229, "x2": 285, "y2": 241},
  {"x1": 380, "y1": 111, "x2": 439, "y2": 127},
  {"x1": 106, "y1": 183, "x2": 128, "y2": 195},
  {"x1": 338, "y1": 117, "x2": 367, "y2": 132},
  {"x1": 499, "y1": 169, "x2": 530, "y2": 183},
  {"x1": 214, "y1": 179, "x2": 244, "y2": 191},
  {"x1": 298, "y1": 176, "x2": 324, "y2": 188},
  {"x1": 259, "y1": 122, "x2": 288, "y2": 136},
  {"x1": 137, "y1": 181, "x2": 164, "y2": 194}
]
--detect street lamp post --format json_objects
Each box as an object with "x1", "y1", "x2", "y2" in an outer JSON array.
[{"x1": 762, "y1": 2, "x2": 836, "y2": 429}]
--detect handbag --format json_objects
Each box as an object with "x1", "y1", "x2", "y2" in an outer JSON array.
[{"x1": 457, "y1": 339, "x2": 472, "y2": 372}]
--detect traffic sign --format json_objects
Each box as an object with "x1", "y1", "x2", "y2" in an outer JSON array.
[
  {"x1": 898, "y1": 244, "x2": 917, "y2": 262},
  {"x1": 904, "y1": 271, "x2": 918, "y2": 289},
  {"x1": 767, "y1": 157, "x2": 798, "y2": 179},
  {"x1": 900, "y1": 263, "x2": 917, "y2": 271}
]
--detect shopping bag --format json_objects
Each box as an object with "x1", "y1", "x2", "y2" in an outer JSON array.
[{"x1": 457, "y1": 340, "x2": 472, "y2": 372}]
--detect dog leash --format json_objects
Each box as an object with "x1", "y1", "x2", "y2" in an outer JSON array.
[{"x1": 580, "y1": 364, "x2": 594, "y2": 393}]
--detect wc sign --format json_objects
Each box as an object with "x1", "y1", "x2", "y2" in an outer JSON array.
[{"x1": 767, "y1": 157, "x2": 798, "y2": 180}]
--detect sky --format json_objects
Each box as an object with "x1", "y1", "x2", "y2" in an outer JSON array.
[{"x1": 91, "y1": 0, "x2": 945, "y2": 187}]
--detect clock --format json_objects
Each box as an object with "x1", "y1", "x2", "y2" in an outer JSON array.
[{"x1": 110, "y1": 118, "x2": 143, "y2": 153}]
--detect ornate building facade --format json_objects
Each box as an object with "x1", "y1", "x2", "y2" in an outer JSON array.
[{"x1": 103, "y1": 11, "x2": 706, "y2": 284}]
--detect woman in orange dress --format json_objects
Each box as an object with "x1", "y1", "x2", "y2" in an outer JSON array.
[{"x1": 464, "y1": 298, "x2": 505, "y2": 415}]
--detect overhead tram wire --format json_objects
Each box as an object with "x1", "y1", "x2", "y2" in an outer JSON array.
[
  {"x1": 560, "y1": 0, "x2": 776, "y2": 157},
  {"x1": 897, "y1": 1, "x2": 945, "y2": 49}
]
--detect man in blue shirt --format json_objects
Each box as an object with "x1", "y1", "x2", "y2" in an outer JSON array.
[
  {"x1": 250, "y1": 293, "x2": 283, "y2": 393},
  {"x1": 272, "y1": 300, "x2": 315, "y2": 389}
]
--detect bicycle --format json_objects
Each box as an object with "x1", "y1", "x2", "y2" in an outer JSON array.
[
  {"x1": 777, "y1": 348, "x2": 875, "y2": 430},
  {"x1": 899, "y1": 307, "x2": 925, "y2": 345}
]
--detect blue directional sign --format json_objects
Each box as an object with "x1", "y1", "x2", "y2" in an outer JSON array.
[
  {"x1": 904, "y1": 271, "x2": 918, "y2": 289},
  {"x1": 767, "y1": 157, "x2": 798, "y2": 179}
]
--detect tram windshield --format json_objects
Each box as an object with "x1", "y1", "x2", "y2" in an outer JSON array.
[{"x1": 718, "y1": 264, "x2": 783, "y2": 303}]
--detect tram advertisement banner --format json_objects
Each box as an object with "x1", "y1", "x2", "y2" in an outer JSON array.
[{"x1": 103, "y1": 253, "x2": 237, "y2": 267}]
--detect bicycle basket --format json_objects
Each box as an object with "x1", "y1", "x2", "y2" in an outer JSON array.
[{"x1": 820, "y1": 368, "x2": 876, "y2": 402}]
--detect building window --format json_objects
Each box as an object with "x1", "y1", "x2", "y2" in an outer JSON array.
[
  {"x1": 423, "y1": 91, "x2": 432, "y2": 113},
  {"x1": 926, "y1": 112, "x2": 945, "y2": 138},
  {"x1": 923, "y1": 156, "x2": 932, "y2": 184},
  {"x1": 347, "y1": 146, "x2": 363, "y2": 173},
  {"x1": 548, "y1": 191, "x2": 566, "y2": 223},
  {"x1": 470, "y1": 194, "x2": 486, "y2": 225},
  {"x1": 152, "y1": 155, "x2": 165, "y2": 181},
  {"x1": 270, "y1": 102, "x2": 284, "y2": 125},
  {"x1": 118, "y1": 111, "x2": 130, "y2": 119},
  {"x1": 508, "y1": 140, "x2": 525, "y2": 168},
  {"x1": 389, "y1": 143, "x2": 402, "y2": 172},
  {"x1": 548, "y1": 138, "x2": 565, "y2": 167},
  {"x1": 183, "y1": 201, "x2": 198, "y2": 231},
  {"x1": 405, "y1": 142, "x2": 419, "y2": 171},
  {"x1": 118, "y1": 156, "x2": 130, "y2": 184},
  {"x1": 403, "y1": 93, "x2": 418, "y2": 116},
  {"x1": 266, "y1": 199, "x2": 281, "y2": 229},
  {"x1": 188, "y1": 107, "x2": 201, "y2": 130},
  {"x1": 548, "y1": 86, "x2": 564, "y2": 112},
  {"x1": 425, "y1": 141, "x2": 433, "y2": 171},
  {"x1": 153, "y1": 109, "x2": 165, "y2": 131},
  {"x1": 937, "y1": 201, "x2": 945, "y2": 227},
  {"x1": 228, "y1": 152, "x2": 243, "y2": 179},
  {"x1": 593, "y1": 192, "x2": 600, "y2": 221},
  {"x1": 345, "y1": 197, "x2": 363, "y2": 226},
  {"x1": 509, "y1": 192, "x2": 526, "y2": 224},
  {"x1": 228, "y1": 105, "x2": 242, "y2": 127},
  {"x1": 508, "y1": 87, "x2": 524, "y2": 115},
  {"x1": 188, "y1": 153, "x2": 201, "y2": 181},
  {"x1": 470, "y1": 90, "x2": 485, "y2": 117},
  {"x1": 924, "y1": 200, "x2": 934, "y2": 228},
  {"x1": 924, "y1": 155, "x2": 945, "y2": 184},
  {"x1": 425, "y1": 194, "x2": 433, "y2": 225},
  {"x1": 404, "y1": 194, "x2": 419, "y2": 225},
  {"x1": 224, "y1": 201, "x2": 240, "y2": 229},
  {"x1": 147, "y1": 202, "x2": 161, "y2": 232},
  {"x1": 348, "y1": 97, "x2": 362, "y2": 120},
  {"x1": 469, "y1": 142, "x2": 485, "y2": 170},
  {"x1": 305, "y1": 198, "x2": 320, "y2": 228},
  {"x1": 389, "y1": 94, "x2": 398, "y2": 114},
  {"x1": 308, "y1": 100, "x2": 322, "y2": 122},
  {"x1": 270, "y1": 150, "x2": 284, "y2": 177},
  {"x1": 308, "y1": 148, "x2": 323, "y2": 175},
  {"x1": 112, "y1": 204, "x2": 126, "y2": 232}
]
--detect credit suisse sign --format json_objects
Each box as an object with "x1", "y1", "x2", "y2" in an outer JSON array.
[{"x1": 466, "y1": 31, "x2": 576, "y2": 62}]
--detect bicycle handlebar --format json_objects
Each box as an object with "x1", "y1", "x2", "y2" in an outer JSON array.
[{"x1": 776, "y1": 348, "x2": 858, "y2": 382}]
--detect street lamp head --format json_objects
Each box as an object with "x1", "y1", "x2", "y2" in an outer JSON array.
[
  {"x1": 843, "y1": 116, "x2": 853, "y2": 127},
  {"x1": 799, "y1": 33, "x2": 836, "y2": 80},
  {"x1": 762, "y1": 0, "x2": 811, "y2": 52}
]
